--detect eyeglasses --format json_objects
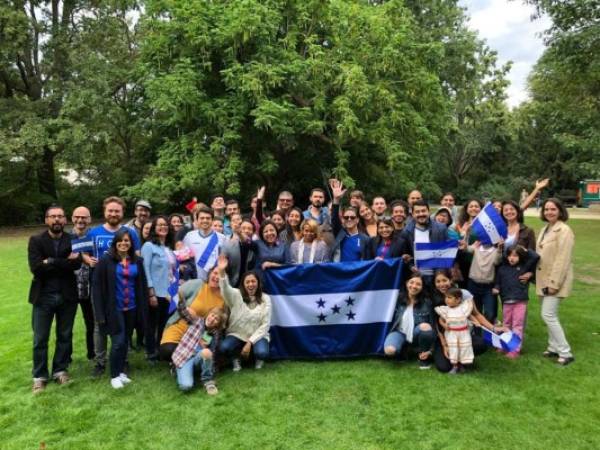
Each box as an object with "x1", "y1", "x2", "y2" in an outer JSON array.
[
  {"x1": 46, "y1": 215, "x2": 65, "y2": 219},
  {"x1": 279, "y1": 198, "x2": 292, "y2": 203},
  {"x1": 343, "y1": 216, "x2": 357, "y2": 220},
  {"x1": 73, "y1": 216, "x2": 90, "y2": 220}
]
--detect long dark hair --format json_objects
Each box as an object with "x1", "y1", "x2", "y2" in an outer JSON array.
[
  {"x1": 239, "y1": 271, "x2": 264, "y2": 304},
  {"x1": 108, "y1": 228, "x2": 138, "y2": 262},
  {"x1": 432, "y1": 269, "x2": 455, "y2": 306},
  {"x1": 259, "y1": 219, "x2": 279, "y2": 244},
  {"x1": 397, "y1": 273, "x2": 427, "y2": 307},
  {"x1": 458, "y1": 199, "x2": 483, "y2": 226},
  {"x1": 149, "y1": 215, "x2": 173, "y2": 248}
]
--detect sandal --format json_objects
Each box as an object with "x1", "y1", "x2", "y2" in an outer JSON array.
[
  {"x1": 557, "y1": 356, "x2": 575, "y2": 366},
  {"x1": 543, "y1": 351, "x2": 559, "y2": 358}
]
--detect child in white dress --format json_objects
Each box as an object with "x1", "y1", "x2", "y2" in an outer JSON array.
[{"x1": 435, "y1": 288, "x2": 477, "y2": 374}]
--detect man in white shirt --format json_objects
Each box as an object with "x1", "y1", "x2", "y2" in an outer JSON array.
[{"x1": 183, "y1": 206, "x2": 226, "y2": 281}]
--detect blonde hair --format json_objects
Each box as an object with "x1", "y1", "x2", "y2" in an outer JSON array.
[
  {"x1": 300, "y1": 219, "x2": 321, "y2": 240},
  {"x1": 206, "y1": 307, "x2": 228, "y2": 330}
]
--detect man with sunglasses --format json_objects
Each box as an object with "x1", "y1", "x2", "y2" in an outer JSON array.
[
  {"x1": 276, "y1": 191, "x2": 295, "y2": 215},
  {"x1": 329, "y1": 179, "x2": 369, "y2": 262}
]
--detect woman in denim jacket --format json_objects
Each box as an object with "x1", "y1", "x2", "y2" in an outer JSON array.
[
  {"x1": 384, "y1": 274, "x2": 436, "y2": 369},
  {"x1": 141, "y1": 216, "x2": 176, "y2": 360}
]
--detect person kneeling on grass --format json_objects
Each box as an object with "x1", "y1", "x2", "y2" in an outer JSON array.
[
  {"x1": 384, "y1": 274, "x2": 436, "y2": 369},
  {"x1": 171, "y1": 307, "x2": 227, "y2": 395},
  {"x1": 216, "y1": 255, "x2": 272, "y2": 371}
]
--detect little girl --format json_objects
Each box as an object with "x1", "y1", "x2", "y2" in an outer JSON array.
[
  {"x1": 492, "y1": 245, "x2": 540, "y2": 358},
  {"x1": 435, "y1": 288, "x2": 476, "y2": 374}
]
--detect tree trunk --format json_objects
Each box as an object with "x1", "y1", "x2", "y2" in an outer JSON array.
[{"x1": 37, "y1": 147, "x2": 58, "y2": 202}]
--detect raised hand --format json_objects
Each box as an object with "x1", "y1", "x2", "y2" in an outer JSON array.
[
  {"x1": 328, "y1": 178, "x2": 347, "y2": 202},
  {"x1": 535, "y1": 178, "x2": 550, "y2": 190},
  {"x1": 257, "y1": 186, "x2": 266, "y2": 200}
]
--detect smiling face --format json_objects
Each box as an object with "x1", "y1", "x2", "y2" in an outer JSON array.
[
  {"x1": 135, "y1": 206, "x2": 151, "y2": 224},
  {"x1": 435, "y1": 210, "x2": 450, "y2": 225},
  {"x1": 71, "y1": 206, "x2": 91, "y2": 233},
  {"x1": 412, "y1": 205, "x2": 430, "y2": 226},
  {"x1": 155, "y1": 217, "x2": 169, "y2": 239},
  {"x1": 441, "y1": 194, "x2": 455, "y2": 208},
  {"x1": 543, "y1": 201, "x2": 560, "y2": 223},
  {"x1": 391, "y1": 205, "x2": 406, "y2": 225},
  {"x1": 502, "y1": 203, "x2": 518, "y2": 223},
  {"x1": 359, "y1": 204, "x2": 374, "y2": 221},
  {"x1": 434, "y1": 273, "x2": 452, "y2": 294},
  {"x1": 45, "y1": 207, "x2": 66, "y2": 234},
  {"x1": 195, "y1": 212, "x2": 213, "y2": 232},
  {"x1": 406, "y1": 277, "x2": 423, "y2": 297},
  {"x1": 104, "y1": 202, "x2": 124, "y2": 227},
  {"x1": 208, "y1": 267, "x2": 220, "y2": 288},
  {"x1": 302, "y1": 223, "x2": 317, "y2": 243},
  {"x1": 342, "y1": 209, "x2": 358, "y2": 231},
  {"x1": 230, "y1": 213, "x2": 242, "y2": 233},
  {"x1": 277, "y1": 194, "x2": 293, "y2": 210},
  {"x1": 169, "y1": 215, "x2": 183, "y2": 232},
  {"x1": 378, "y1": 222, "x2": 394, "y2": 240},
  {"x1": 262, "y1": 223, "x2": 278, "y2": 244},
  {"x1": 467, "y1": 201, "x2": 481, "y2": 218},
  {"x1": 287, "y1": 209, "x2": 302, "y2": 227},
  {"x1": 211, "y1": 196, "x2": 225, "y2": 211},
  {"x1": 240, "y1": 221, "x2": 255, "y2": 240},
  {"x1": 243, "y1": 274, "x2": 258, "y2": 296},
  {"x1": 205, "y1": 311, "x2": 222, "y2": 329},
  {"x1": 115, "y1": 234, "x2": 132, "y2": 255},
  {"x1": 225, "y1": 202, "x2": 240, "y2": 217},
  {"x1": 211, "y1": 219, "x2": 224, "y2": 234},
  {"x1": 271, "y1": 214, "x2": 285, "y2": 230}
]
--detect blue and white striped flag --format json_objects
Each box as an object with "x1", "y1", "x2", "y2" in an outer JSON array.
[
  {"x1": 414, "y1": 240, "x2": 459, "y2": 269},
  {"x1": 472, "y1": 202, "x2": 508, "y2": 245},
  {"x1": 482, "y1": 327, "x2": 521, "y2": 353},
  {"x1": 263, "y1": 258, "x2": 403, "y2": 359},
  {"x1": 167, "y1": 260, "x2": 180, "y2": 314}
]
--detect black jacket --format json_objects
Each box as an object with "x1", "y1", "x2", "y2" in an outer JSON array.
[
  {"x1": 28, "y1": 231, "x2": 81, "y2": 305},
  {"x1": 362, "y1": 236, "x2": 410, "y2": 260},
  {"x1": 494, "y1": 249, "x2": 540, "y2": 303},
  {"x1": 92, "y1": 254, "x2": 149, "y2": 336}
]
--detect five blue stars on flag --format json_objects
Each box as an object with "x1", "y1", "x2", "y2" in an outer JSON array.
[{"x1": 315, "y1": 296, "x2": 356, "y2": 323}]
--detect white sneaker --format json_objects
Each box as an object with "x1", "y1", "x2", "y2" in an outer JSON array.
[
  {"x1": 232, "y1": 359, "x2": 242, "y2": 372},
  {"x1": 255, "y1": 359, "x2": 265, "y2": 370},
  {"x1": 111, "y1": 377, "x2": 124, "y2": 389},
  {"x1": 119, "y1": 373, "x2": 131, "y2": 384}
]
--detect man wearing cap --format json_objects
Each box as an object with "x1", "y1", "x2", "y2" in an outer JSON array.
[{"x1": 126, "y1": 199, "x2": 152, "y2": 242}]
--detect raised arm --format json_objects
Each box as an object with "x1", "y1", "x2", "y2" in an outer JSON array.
[
  {"x1": 520, "y1": 178, "x2": 549, "y2": 210},
  {"x1": 217, "y1": 254, "x2": 242, "y2": 308}
]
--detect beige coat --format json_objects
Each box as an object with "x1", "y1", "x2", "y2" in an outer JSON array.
[{"x1": 536, "y1": 221, "x2": 574, "y2": 298}]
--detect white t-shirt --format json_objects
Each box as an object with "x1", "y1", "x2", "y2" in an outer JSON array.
[{"x1": 183, "y1": 229, "x2": 226, "y2": 281}]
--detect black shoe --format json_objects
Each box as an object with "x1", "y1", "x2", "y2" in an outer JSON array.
[
  {"x1": 557, "y1": 356, "x2": 575, "y2": 366},
  {"x1": 419, "y1": 359, "x2": 431, "y2": 370},
  {"x1": 92, "y1": 364, "x2": 105, "y2": 378}
]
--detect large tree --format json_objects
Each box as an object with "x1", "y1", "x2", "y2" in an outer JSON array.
[{"x1": 127, "y1": 0, "x2": 452, "y2": 206}]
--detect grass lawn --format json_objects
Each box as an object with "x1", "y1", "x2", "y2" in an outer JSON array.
[{"x1": 1, "y1": 219, "x2": 599, "y2": 450}]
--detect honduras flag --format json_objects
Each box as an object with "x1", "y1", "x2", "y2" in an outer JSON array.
[
  {"x1": 414, "y1": 240, "x2": 459, "y2": 270},
  {"x1": 472, "y1": 202, "x2": 508, "y2": 245},
  {"x1": 482, "y1": 327, "x2": 521, "y2": 353},
  {"x1": 263, "y1": 258, "x2": 403, "y2": 359},
  {"x1": 167, "y1": 260, "x2": 180, "y2": 314},
  {"x1": 71, "y1": 236, "x2": 93, "y2": 254}
]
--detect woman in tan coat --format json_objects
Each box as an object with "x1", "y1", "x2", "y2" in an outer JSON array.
[{"x1": 536, "y1": 198, "x2": 575, "y2": 365}]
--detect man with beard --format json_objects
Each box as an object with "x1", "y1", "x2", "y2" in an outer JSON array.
[
  {"x1": 303, "y1": 188, "x2": 330, "y2": 225},
  {"x1": 28, "y1": 205, "x2": 81, "y2": 393},
  {"x1": 86, "y1": 196, "x2": 141, "y2": 376},
  {"x1": 371, "y1": 196, "x2": 388, "y2": 220},
  {"x1": 401, "y1": 200, "x2": 449, "y2": 286},
  {"x1": 125, "y1": 200, "x2": 152, "y2": 242},
  {"x1": 390, "y1": 199, "x2": 410, "y2": 235}
]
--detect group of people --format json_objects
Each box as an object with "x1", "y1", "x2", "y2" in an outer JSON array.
[{"x1": 27, "y1": 177, "x2": 575, "y2": 394}]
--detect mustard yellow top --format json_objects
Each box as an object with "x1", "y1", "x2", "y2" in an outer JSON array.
[{"x1": 161, "y1": 284, "x2": 224, "y2": 344}]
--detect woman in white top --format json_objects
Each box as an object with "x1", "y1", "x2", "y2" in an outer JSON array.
[
  {"x1": 217, "y1": 255, "x2": 271, "y2": 371},
  {"x1": 288, "y1": 219, "x2": 330, "y2": 264}
]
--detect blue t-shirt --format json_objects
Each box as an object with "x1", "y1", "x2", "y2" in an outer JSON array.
[
  {"x1": 115, "y1": 260, "x2": 138, "y2": 311},
  {"x1": 87, "y1": 225, "x2": 141, "y2": 259},
  {"x1": 340, "y1": 234, "x2": 362, "y2": 262}
]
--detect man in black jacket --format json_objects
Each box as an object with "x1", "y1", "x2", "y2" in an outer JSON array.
[{"x1": 28, "y1": 205, "x2": 81, "y2": 393}]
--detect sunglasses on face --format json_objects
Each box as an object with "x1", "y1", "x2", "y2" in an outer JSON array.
[{"x1": 343, "y1": 216, "x2": 357, "y2": 220}]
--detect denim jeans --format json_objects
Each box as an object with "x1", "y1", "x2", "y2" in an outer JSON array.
[
  {"x1": 219, "y1": 335, "x2": 269, "y2": 360},
  {"x1": 176, "y1": 348, "x2": 214, "y2": 391},
  {"x1": 468, "y1": 280, "x2": 497, "y2": 323},
  {"x1": 108, "y1": 309, "x2": 136, "y2": 378},
  {"x1": 384, "y1": 325, "x2": 435, "y2": 356},
  {"x1": 32, "y1": 293, "x2": 78, "y2": 380}
]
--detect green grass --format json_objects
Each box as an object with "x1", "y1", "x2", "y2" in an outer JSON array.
[{"x1": 1, "y1": 220, "x2": 600, "y2": 449}]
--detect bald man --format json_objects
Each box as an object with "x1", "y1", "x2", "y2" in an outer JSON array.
[{"x1": 70, "y1": 206, "x2": 95, "y2": 361}]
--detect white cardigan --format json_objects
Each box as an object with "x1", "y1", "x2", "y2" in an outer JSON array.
[{"x1": 219, "y1": 275, "x2": 272, "y2": 343}]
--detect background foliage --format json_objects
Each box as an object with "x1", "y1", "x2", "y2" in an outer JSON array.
[{"x1": 0, "y1": 0, "x2": 597, "y2": 224}]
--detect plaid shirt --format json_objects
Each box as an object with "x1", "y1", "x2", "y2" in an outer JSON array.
[{"x1": 171, "y1": 318, "x2": 222, "y2": 369}]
